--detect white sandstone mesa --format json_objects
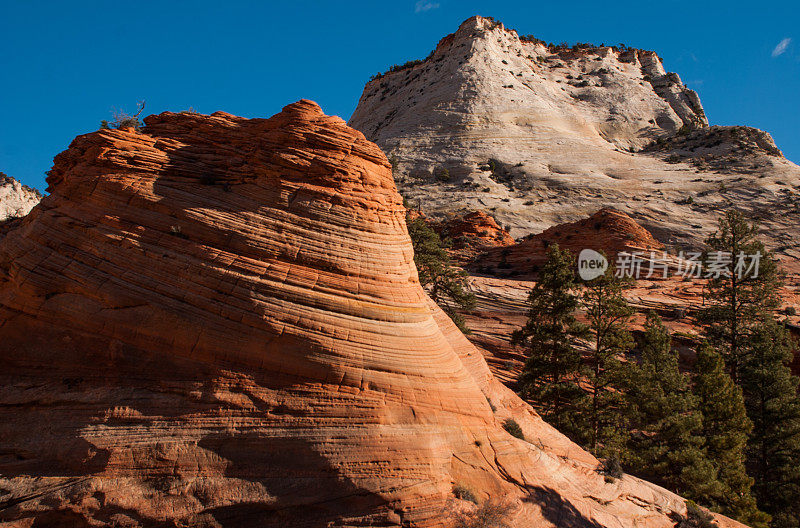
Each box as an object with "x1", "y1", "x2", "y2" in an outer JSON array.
[{"x1": 348, "y1": 16, "x2": 800, "y2": 262}]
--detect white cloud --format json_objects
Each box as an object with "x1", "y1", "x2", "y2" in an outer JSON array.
[
  {"x1": 771, "y1": 37, "x2": 791, "y2": 57},
  {"x1": 415, "y1": 1, "x2": 439, "y2": 13}
]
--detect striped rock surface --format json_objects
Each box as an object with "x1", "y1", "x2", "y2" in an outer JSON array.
[
  {"x1": 476, "y1": 207, "x2": 666, "y2": 278},
  {"x1": 0, "y1": 101, "x2": 741, "y2": 527}
]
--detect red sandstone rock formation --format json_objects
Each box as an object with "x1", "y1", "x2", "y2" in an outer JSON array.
[
  {"x1": 441, "y1": 211, "x2": 514, "y2": 248},
  {"x1": 429, "y1": 210, "x2": 515, "y2": 263},
  {"x1": 0, "y1": 102, "x2": 742, "y2": 527},
  {"x1": 476, "y1": 207, "x2": 665, "y2": 277}
]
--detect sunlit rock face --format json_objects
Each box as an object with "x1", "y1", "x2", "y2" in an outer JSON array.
[
  {"x1": 349, "y1": 16, "x2": 800, "y2": 260},
  {"x1": 0, "y1": 172, "x2": 40, "y2": 222},
  {"x1": 0, "y1": 100, "x2": 744, "y2": 527}
]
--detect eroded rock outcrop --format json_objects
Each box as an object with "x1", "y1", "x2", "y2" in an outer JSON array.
[
  {"x1": 0, "y1": 102, "x2": 741, "y2": 527},
  {"x1": 0, "y1": 172, "x2": 41, "y2": 222},
  {"x1": 476, "y1": 208, "x2": 664, "y2": 277},
  {"x1": 441, "y1": 211, "x2": 514, "y2": 246},
  {"x1": 432, "y1": 210, "x2": 515, "y2": 263},
  {"x1": 644, "y1": 125, "x2": 784, "y2": 173}
]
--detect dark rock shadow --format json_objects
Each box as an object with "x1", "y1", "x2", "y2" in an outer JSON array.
[
  {"x1": 0, "y1": 324, "x2": 393, "y2": 527},
  {"x1": 198, "y1": 434, "x2": 389, "y2": 527},
  {"x1": 523, "y1": 485, "x2": 604, "y2": 528}
]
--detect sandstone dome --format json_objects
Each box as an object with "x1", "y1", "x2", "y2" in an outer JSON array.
[{"x1": 0, "y1": 101, "x2": 743, "y2": 527}]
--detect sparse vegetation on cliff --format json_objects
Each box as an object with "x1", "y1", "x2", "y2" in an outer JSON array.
[
  {"x1": 100, "y1": 100, "x2": 146, "y2": 131},
  {"x1": 450, "y1": 499, "x2": 513, "y2": 528},
  {"x1": 369, "y1": 59, "x2": 426, "y2": 81},
  {"x1": 502, "y1": 418, "x2": 525, "y2": 440}
]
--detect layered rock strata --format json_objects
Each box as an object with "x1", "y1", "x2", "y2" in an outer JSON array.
[{"x1": 0, "y1": 101, "x2": 741, "y2": 527}]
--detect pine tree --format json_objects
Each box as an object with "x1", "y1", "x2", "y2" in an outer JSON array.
[
  {"x1": 692, "y1": 344, "x2": 768, "y2": 527},
  {"x1": 579, "y1": 263, "x2": 633, "y2": 455},
  {"x1": 740, "y1": 318, "x2": 800, "y2": 528},
  {"x1": 406, "y1": 215, "x2": 476, "y2": 332},
  {"x1": 512, "y1": 244, "x2": 587, "y2": 437},
  {"x1": 621, "y1": 312, "x2": 719, "y2": 501},
  {"x1": 700, "y1": 210, "x2": 782, "y2": 382},
  {"x1": 698, "y1": 210, "x2": 795, "y2": 526}
]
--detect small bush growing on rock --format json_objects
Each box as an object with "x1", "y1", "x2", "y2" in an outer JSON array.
[
  {"x1": 520, "y1": 34, "x2": 546, "y2": 45},
  {"x1": 453, "y1": 484, "x2": 478, "y2": 504},
  {"x1": 451, "y1": 499, "x2": 514, "y2": 528},
  {"x1": 502, "y1": 419, "x2": 525, "y2": 440},
  {"x1": 435, "y1": 169, "x2": 451, "y2": 182},
  {"x1": 101, "y1": 100, "x2": 146, "y2": 131},
  {"x1": 674, "y1": 501, "x2": 718, "y2": 528},
  {"x1": 783, "y1": 306, "x2": 797, "y2": 316},
  {"x1": 599, "y1": 456, "x2": 624, "y2": 482},
  {"x1": 169, "y1": 225, "x2": 188, "y2": 239}
]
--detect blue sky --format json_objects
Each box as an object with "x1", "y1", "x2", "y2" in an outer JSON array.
[{"x1": 2, "y1": 0, "x2": 798, "y2": 191}]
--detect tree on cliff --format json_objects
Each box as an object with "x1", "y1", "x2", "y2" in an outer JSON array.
[
  {"x1": 512, "y1": 244, "x2": 587, "y2": 436},
  {"x1": 578, "y1": 263, "x2": 633, "y2": 455},
  {"x1": 739, "y1": 318, "x2": 800, "y2": 528},
  {"x1": 692, "y1": 344, "x2": 769, "y2": 527},
  {"x1": 620, "y1": 312, "x2": 719, "y2": 502},
  {"x1": 406, "y1": 215, "x2": 476, "y2": 333},
  {"x1": 700, "y1": 210, "x2": 782, "y2": 382}
]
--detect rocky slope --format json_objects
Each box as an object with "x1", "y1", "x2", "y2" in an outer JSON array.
[
  {"x1": 476, "y1": 208, "x2": 665, "y2": 277},
  {"x1": 0, "y1": 173, "x2": 41, "y2": 222},
  {"x1": 348, "y1": 16, "x2": 800, "y2": 261},
  {"x1": 432, "y1": 210, "x2": 514, "y2": 263},
  {"x1": 0, "y1": 102, "x2": 744, "y2": 527}
]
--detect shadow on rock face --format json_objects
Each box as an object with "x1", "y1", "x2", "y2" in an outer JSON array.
[
  {"x1": 0, "y1": 325, "x2": 394, "y2": 528},
  {"x1": 523, "y1": 486, "x2": 604, "y2": 528},
  {"x1": 197, "y1": 434, "x2": 391, "y2": 528}
]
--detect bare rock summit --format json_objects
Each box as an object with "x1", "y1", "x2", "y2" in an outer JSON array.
[{"x1": 349, "y1": 16, "x2": 800, "y2": 259}]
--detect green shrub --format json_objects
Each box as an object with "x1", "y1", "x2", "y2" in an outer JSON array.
[
  {"x1": 435, "y1": 168, "x2": 451, "y2": 182},
  {"x1": 599, "y1": 456, "x2": 624, "y2": 481},
  {"x1": 675, "y1": 501, "x2": 718, "y2": 528},
  {"x1": 502, "y1": 418, "x2": 525, "y2": 440}
]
